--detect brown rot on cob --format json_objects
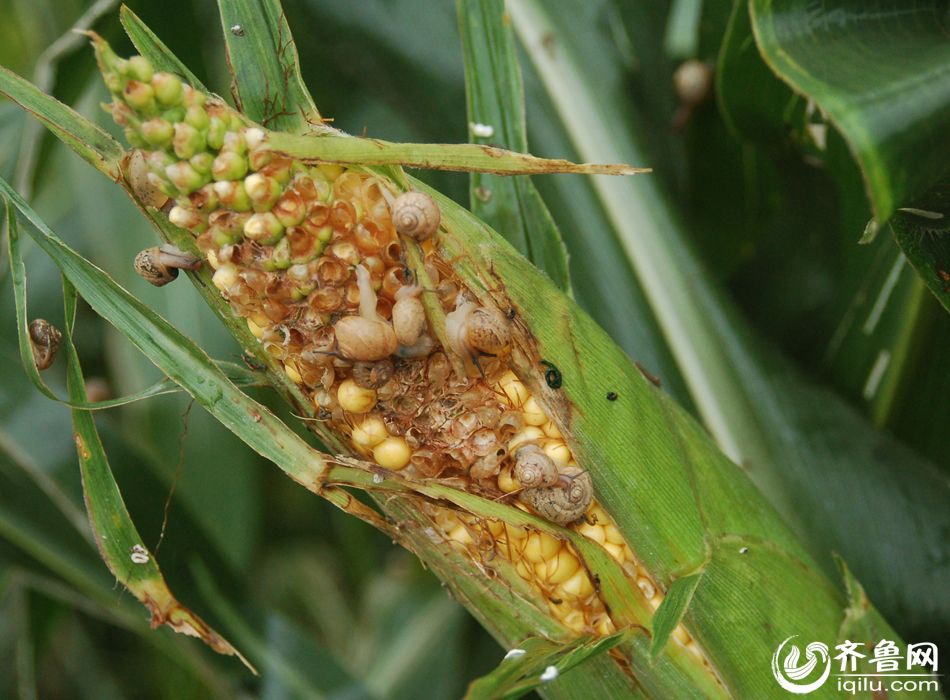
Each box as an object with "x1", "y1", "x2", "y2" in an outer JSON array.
[{"x1": 91, "y1": 37, "x2": 704, "y2": 650}]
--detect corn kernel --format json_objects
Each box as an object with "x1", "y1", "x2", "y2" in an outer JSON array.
[
  {"x1": 337, "y1": 379, "x2": 377, "y2": 413},
  {"x1": 212, "y1": 263, "x2": 238, "y2": 291},
  {"x1": 351, "y1": 415, "x2": 389, "y2": 448},
  {"x1": 560, "y1": 569, "x2": 594, "y2": 598},
  {"x1": 636, "y1": 576, "x2": 656, "y2": 600},
  {"x1": 486, "y1": 520, "x2": 506, "y2": 538},
  {"x1": 542, "y1": 439, "x2": 572, "y2": 464},
  {"x1": 523, "y1": 532, "x2": 561, "y2": 564},
  {"x1": 545, "y1": 547, "x2": 581, "y2": 585},
  {"x1": 562, "y1": 610, "x2": 587, "y2": 632},
  {"x1": 594, "y1": 615, "x2": 615, "y2": 636},
  {"x1": 603, "y1": 523, "x2": 625, "y2": 546},
  {"x1": 373, "y1": 436, "x2": 411, "y2": 470},
  {"x1": 206, "y1": 249, "x2": 221, "y2": 270},
  {"x1": 603, "y1": 542, "x2": 625, "y2": 563},
  {"x1": 522, "y1": 396, "x2": 547, "y2": 426},
  {"x1": 575, "y1": 521, "x2": 606, "y2": 545},
  {"x1": 283, "y1": 361, "x2": 303, "y2": 384},
  {"x1": 448, "y1": 524, "x2": 474, "y2": 546},
  {"x1": 499, "y1": 373, "x2": 529, "y2": 406},
  {"x1": 247, "y1": 318, "x2": 265, "y2": 338},
  {"x1": 541, "y1": 419, "x2": 562, "y2": 438},
  {"x1": 508, "y1": 426, "x2": 544, "y2": 451},
  {"x1": 673, "y1": 625, "x2": 692, "y2": 645},
  {"x1": 497, "y1": 466, "x2": 519, "y2": 493}
]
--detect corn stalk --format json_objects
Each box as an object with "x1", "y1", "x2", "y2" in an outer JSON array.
[{"x1": 0, "y1": 2, "x2": 928, "y2": 698}]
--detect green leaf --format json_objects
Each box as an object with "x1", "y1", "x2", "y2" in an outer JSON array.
[
  {"x1": 267, "y1": 131, "x2": 648, "y2": 176},
  {"x1": 464, "y1": 634, "x2": 626, "y2": 700},
  {"x1": 889, "y1": 186, "x2": 950, "y2": 313},
  {"x1": 119, "y1": 6, "x2": 207, "y2": 91},
  {"x1": 60, "y1": 276, "x2": 252, "y2": 671},
  {"x1": 216, "y1": 0, "x2": 322, "y2": 133},
  {"x1": 748, "y1": 0, "x2": 950, "y2": 223},
  {"x1": 0, "y1": 64, "x2": 123, "y2": 179},
  {"x1": 649, "y1": 574, "x2": 701, "y2": 660},
  {"x1": 457, "y1": 0, "x2": 571, "y2": 291}
]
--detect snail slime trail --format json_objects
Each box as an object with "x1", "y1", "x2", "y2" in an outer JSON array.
[{"x1": 96, "y1": 40, "x2": 707, "y2": 651}]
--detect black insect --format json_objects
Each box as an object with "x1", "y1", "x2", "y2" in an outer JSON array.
[
  {"x1": 606, "y1": 391, "x2": 618, "y2": 401},
  {"x1": 541, "y1": 360, "x2": 562, "y2": 389}
]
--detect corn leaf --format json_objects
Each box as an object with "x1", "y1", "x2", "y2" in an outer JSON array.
[
  {"x1": 119, "y1": 5, "x2": 207, "y2": 91},
  {"x1": 457, "y1": 0, "x2": 571, "y2": 292},
  {"x1": 0, "y1": 64, "x2": 123, "y2": 179},
  {"x1": 216, "y1": 0, "x2": 323, "y2": 133},
  {"x1": 889, "y1": 189, "x2": 950, "y2": 314},
  {"x1": 748, "y1": 0, "x2": 950, "y2": 224},
  {"x1": 508, "y1": 0, "x2": 950, "y2": 642},
  {"x1": 465, "y1": 634, "x2": 627, "y2": 700}
]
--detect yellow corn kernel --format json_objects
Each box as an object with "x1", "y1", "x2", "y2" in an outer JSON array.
[
  {"x1": 351, "y1": 415, "x2": 388, "y2": 448},
  {"x1": 337, "y1": 379, "x2": 377, "y2": 413},
  {"x1": 560, "y1": 569, "x2": 594, "y2": 598},
  {"x1": 562, "y1": 610, "x2": 587, "y2": 632},
  {"x1": 318, "y1": 163, "x2": 345, "y2": 180},
  {"x1": 636, "y1": 576, "x2": 656, "y2": 600},
  {"x1": 522, "y1": 396, "x2": 547, "y2": 426},
  {"x1": 497, "y1": 466, "x2": 519, "y2": 493},
  {"x1": 594, "y1": 614, "x2": 616, "y2": 636},
  {"x1": 283, "y1": 362, "x2": 303, "y2": 384},
  {"x1": 212, "y1": 264, "x2": 239, "y2": 292},
  {"x1": 523, "y1": 532, "x2": 561, "y2": 564},
  {"x1": 603, "y1": 522, "x2": 625, "y2": 546},
  {"x1": 247, "y1": 318, "x2": 266, "y2": 339},
  {"x1": 673, "y1": 625, "x2": 692, "y2": 645},
  {"x1": 373, "y1": 436, "x2": 411, "y2": 470},
  {"x1": 486, "y1": 520, "x2": 506, "y2": 538},
  {"x1": 206, "y1": 249, "x2": 221, "y2": 270},
  {"x1": 603, "y1": 542, "x2": 625, "y2": 563},
  {"x1": 506, "y1": 523, "x2": 528, "y2": 543},
  {"x1": 508, "y1": 426, "x2": 544, "y2": 451},
  {"x1": 499, "y1": 374, "x2": 529, "y2": 407},
  {"x1": 448, "y1": 523, "x2": 474, "y2": 546},
  {"x1": 541, "y1": 419, "x2": 563, "y2": 438},
  {"x1": 514, "y1": 558, "x2": 533, "y2": 580},
  {"x1": 542, "y1": 439, "x2": 572, "y2": 464},
  {"x1": 434, "y1": 508, "x2": 459, "y2": 531},
  {"x1": 544, "y1": 547, "x2": 581, "y2": 584},
  {"x1": 575, "y1": 521, "x2": 606, "y2": 545}
]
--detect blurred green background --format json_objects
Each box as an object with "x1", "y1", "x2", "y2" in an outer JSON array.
[{"x1": 1, "y1": 1, "x2": 947, "y2": 697}]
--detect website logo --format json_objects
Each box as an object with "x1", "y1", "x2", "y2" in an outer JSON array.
[{"x1": 771, "y1": 636, "x2": 831, "y2": 694}]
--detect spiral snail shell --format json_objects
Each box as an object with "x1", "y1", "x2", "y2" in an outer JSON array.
[
  {"x1": 512, "y1": 445, "x2": 559, "y2": 488},
  {"x1": 392, "y1": 191, "x2": 440, "y2": 241},
  {"x1": 134, "y1": 244, "x2": 202, "y2": 286},
  {"x1": 520, "y1": 466, "x2": 593, "y2": 525},
  {"x1": 351, "y1": 359, "x2": 394, "y2": 389},
  {"x1": 29, "y1": 318, "x2": 62, "y2": 371},
  {"x1": 333, "y1": 316, "x2": 398, "y2": 361},
  {"x1": 446, "y1": 300, "x2": 511, "y2": 358},
  {"x1": 124, "y1": 149, "x2": 169, "y2": 209},
  {"x1": 392, "y1": 287, "x2": 426, "y2": 347}
]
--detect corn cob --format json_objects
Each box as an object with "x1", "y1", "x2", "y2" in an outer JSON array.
[{"x1": 94, "y1": 39, "x2": 705, "y2": 656}]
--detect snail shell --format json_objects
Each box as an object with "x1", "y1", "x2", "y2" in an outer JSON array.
[
  {"x1": 446, "y1": 300, "x2": 511, "y2": 358},
  {"x1": 392, "y1": 294, "x2": 426, "y2": 347},
  {"x1": 124, "y1": 149, "x2": 169, "y2": 209},
  {"x1": 29, "y1": 318, "x2": 62, "y2": 371},
  {"x1": 513, "y1": 445, "x2": 559, "y2": 488},
  {"x1": 392, "y1": 191, "x2": 440, "y2": 241},
  {"x1": 134, "y1": 245, "x2": 201, "y2": 287},
  {"x1": 334, "y1": 316, "x2": 398, "y2": 361},
  {"x1": 520, "y1": 466, "x2": 593, "y2": 525},
  {"x1": 351, "y1": 359, "x2": 394, "y2": 389}
]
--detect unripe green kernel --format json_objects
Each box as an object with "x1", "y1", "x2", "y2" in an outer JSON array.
[
  {"x1": 124, "y1": 80, "x2": 156, "y2": 111},
  {"x1": 190, "y1": 152, "x2": 214, "y2": 176},
  {"x1": 182, "y1": 85, "x2": 206, "y2": 108},
  {"x1": 221, "y1": 131, "x2": 247, "y2": 154},
  {"x1": 212, "y1": 151, "x2": 249, "y2": 181},
  {"x1": 124, "y1": 127, "x2": 147, "y2": 149},
  {"x1": 265, "y1": 237, "x2": 293, "y2": 270},
  {"x1": 141, "y1": 118, "x2": 173, "y2": 147},
  {"x1": 162, "y1": 106, "x2": 186, "y2": 124},
  {"x1": 213, "y1": 181, "x2": 252, "y2": 211},
  {"x1": 185, "y1": 104, "x2": 210, "y2": 131},
  {"x1": 152, "y1": 72, "x2": 183, "y2": 105},
  {"x1": 169, "y1": 205, "x2": 204, "y2": 230},
  {"x1": 165, "y1": 161, "x2": 208, "y2": 194},
  {"x1": 127, "y1": 56, "x2": 154, "y2": 83},
  {"x1": 244, "y1": 212, "x2": 284, "y2": 244},
  {"x1": 206, "y1": 117, "x2": 227, "y2": 150},
  {"x1": 245, "y1": 173, "x2": 281, "y2": 212}
]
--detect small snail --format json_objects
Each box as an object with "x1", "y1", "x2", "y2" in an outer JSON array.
[
  {"x1": 124, "y1": 149, "x2": 169, "y2": 209},
  {"x1": 351, "y1": 359, "x2": 394, "y2": 389},
  {"x1": 334, "y1": 264, "x2": 398, "y2": 361},
  {"x1": 29, "y1": 319, "x2": 62, "y2": 371},
  {"x1": 512, "y1": 445, "x2": 559, "y2": 488},
  {"x1": 133, "y1": 245, "x2": 202, "y2": 286},
  {"x1": 446, "y1": 299, "x2": 511, "y2": 358},
  {"x1": 392, "y1": 286, "x2": 426, "y2": 347},
  {"x1": 520, "y1": 466, "x2": 593, "y2": 525},
  {"x1": 392, "y1": 191, "x2": 440, "y2": 241}
]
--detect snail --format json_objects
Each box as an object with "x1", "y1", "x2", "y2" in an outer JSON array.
[
  {"x1": 334, "y1": 264, "x2": 398, "y2": 361},
  {"x1": 133, "y1": 245, "x2": 202, "y2": 286},
  {"x1": 512, "y1": 444, "x2": 559, "y2": 488},
  {"x1": 445, "y1": 298, "x2": 511, "y2": 358},
  {"x1": 392, "y1": 286, "x2": 426, "y2": 347},
  {"x1": 351, "y1": 359, "x2": 394, "y2": 389},
  {"x1": 391, "y1": 191, "x2": 440, "y2": 241},
  {"x1": 28, "y1": 319, "x2": 62, "y2": 371},
  {"x1": 124, "y1": 149, "x2": 169, "y2": 209},
  {"x1": 519, "y1": 466, "x2": 593, "y2": 525}
]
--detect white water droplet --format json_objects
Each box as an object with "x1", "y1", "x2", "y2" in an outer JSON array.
[
  {"x1": 540, "y1": 665, "x2": 559, "y2": 682},
  {"x1": 504, "y1": 648, "x2": 526, "y2": 660}
]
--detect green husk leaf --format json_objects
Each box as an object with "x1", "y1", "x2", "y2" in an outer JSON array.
[
  {"x1": 0, "y1": 64, "x2": 123, "y2": 179},
  {"x1": 119, "y1": 5, "x2": 207, "y2": 91},
  {"x1": 457, "y1": 0, "x2": 571, "y2": 291},
  {"x1": 266, "y1": 131, "x2": 649, "y2": 176},
  {"x1": 649, "y1": 574, "x2": 701, "y2": 660},
  {"x1": 216, "y1": 0, "x2": 323, "y2": 133},
  {"x1": 889, "y1": 184, "x2": 950, "y2": 313},
  {"x1": 748, "y1": 0, "x2": 950, "y2": 223},
  {"x1": 60, "y1": 276, "x2": 253, "y2": 672},
  {"x1": 464, "y1": 634, "x2": 626, "y2": 700}
]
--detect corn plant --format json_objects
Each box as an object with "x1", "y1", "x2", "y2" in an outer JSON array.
[{"x1": 1, "y1": 1, "x2": 947, "y2": 698}]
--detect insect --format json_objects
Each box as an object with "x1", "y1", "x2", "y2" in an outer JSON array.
[{"x1": 541, "y1": 360, "x2": 562, "y2": 389}]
